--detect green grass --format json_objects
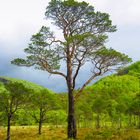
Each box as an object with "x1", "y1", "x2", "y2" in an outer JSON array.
[{"x1": 0, "y1": 126, "x2": 140, "y2": 140}]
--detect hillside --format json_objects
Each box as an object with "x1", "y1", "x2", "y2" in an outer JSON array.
[
  {"x1": 0, "y1": 76, "x2": 54, "y2": 94},
  {"x1": 117, "y1": 61, "x2": 140, "y2": 77}
]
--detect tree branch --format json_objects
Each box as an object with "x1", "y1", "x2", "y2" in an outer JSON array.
[
  {"x1": 74, "y1": 71, "x2": 101, "y2": 102},
  {"x1": 73, "y1": 60, "x2": 81, "y2": 89},
  {"x1": 39, "y1": 59, "x2": 67, "y2": 79}
]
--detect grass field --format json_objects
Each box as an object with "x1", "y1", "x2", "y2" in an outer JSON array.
[{"x1": 0, "y1": 126, "x2": 140, "y2": 140}]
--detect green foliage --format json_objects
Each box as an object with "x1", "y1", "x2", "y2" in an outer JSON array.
[
  {"x1": 118, "y1": 61, "x2": 140, "y2": 77},
  {"x1": 92, "y1": 97, "x2": 107, "y2": 114},
  {"x1": 29, "y1": 88, "x2": 61, "y2": 123},
  {"x1": 46, "y1": 110, "x2": 67, "y2": 125},
  {"x1": 11, "y1": 26, "x2": 61, "y2": 71},
  {"x1": 129, "y1": 94, "x2": 140, "y2": 116},
  {"x1": 94, "y1": 47, "x2": 132, "y2": 65},
  {"x1": 1, "y1": 76, "x2": 46, "y2": 92},
  {"x1": 0, "y1": 77, "x2": 57, "y2": 126},
  {"x1": 14, "y1": 109, "x2": 36, "y2": 125},
  {"x1": 82, "y1": 74, "x2": 140, "y2": 126},
  {"x1": 1, "y1": 59, "x2": 140, "y2": 138},
  {"x1": 0, "y1": 81, "x2": 32, "y2": 114}
]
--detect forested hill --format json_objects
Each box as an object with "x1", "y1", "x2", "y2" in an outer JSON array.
[
  {"x1": 0, "y1": 76, "x2": 54, "y2": 94},
  {"x1": 75, "y1": 61, "x2": 140, "y2": 130},
  {"x1": 0, "y1": 62, "x2": 140, "y2": 139},
  {"x1": 84, "y1": 61, "x2": 140, "y2": 94},
  {"x1": 117, "y1": 61, "x2": 140, "y2": 77}
]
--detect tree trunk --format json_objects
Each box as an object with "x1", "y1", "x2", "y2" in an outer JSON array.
[
  {"x1": 67, "y1": 55, "x2": 77, "y2": 139},
  {"x1": 134, "y1": 115, "x2": 136, "y2": 126},
  {"x1": 7, "y1": 115, "x2": 11, "y2": 140},
  {"x1": 38, "y1": 121, "x2": 42, "y2": 135},
  {"x1": 128, "y1": 114, "x2": 132, "y2": 127},
  {"x1": 96, "y1": 114, "x2": 100, "y2": 129},
  {"x1": 38, "y1": 108, "x2": 43, "y2": 135},
  {"x1": 67, "y1": 89, "x2": 77, "y2": 139}
]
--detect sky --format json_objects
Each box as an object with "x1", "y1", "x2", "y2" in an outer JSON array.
[{"x1": 0, "y1": 0, "x2": 140, "y2": 92}]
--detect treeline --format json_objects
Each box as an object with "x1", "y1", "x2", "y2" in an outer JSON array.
[
  {"x1": 0, "y1": 61, "x2": 140, "y2": 140},
  {"x1": 75, "y1": 61, "x2": 140, "y2": 129},
  {"x1": 76, "y1": 75, "x2": 140, "y2": 129},
  {"x1": 0, "y1": 77, "x2": 66, "y2": 140}
]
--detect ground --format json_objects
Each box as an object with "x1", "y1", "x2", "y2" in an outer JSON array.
[{"x1": 0, "y1": 126, "x2": 140, "y2": 140}]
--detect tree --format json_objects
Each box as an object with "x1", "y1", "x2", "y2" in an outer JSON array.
[
  {"x1": 29, "y1": 89, "x2": 59, "y2": 134},
  {"x1": 129, "y1": 94, "x2": 140, "y2": 128},
  {"x1": 87, "y1": 74, "x2": 139, "y2": 128},
  {"x1": 75, "y1": 92, "x2": 93, "y2": 128},
  {"x1": 46, "y1": 110, "x2": 67, "y2": 127},
  {"x1": 0, "y1": 80, "x2": 31, "y2": 140},
  {"x1": 11, "y1": 0, "x2": 131, "y2": 138},
  {"x1": 92, "y1": 96, "x2": 107, "y2": 129}
]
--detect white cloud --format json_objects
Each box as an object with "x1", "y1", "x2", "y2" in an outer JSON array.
[
  {"x1": 0, "y1": 0, "x2": 139, "y2": 42},
  {"x1": 0, "y1": 0, "x2": 49, "y2": 42},
  {"x1": 79, "y1": 0, "x2": 140, "y2": 25}
]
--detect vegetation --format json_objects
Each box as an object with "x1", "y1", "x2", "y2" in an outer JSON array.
[
  {"x1": 0, "y1": 0, "x2": 139, "y2": 140},
  {"x1": 0, "y1": 61, "x2": 140, "y2": 139},
  {"x1": 0, "y1": 127, "x2": 140, "y2": 140},
  {"x1": 11, "y1": 0, "x2": 131, "y2": 138}
]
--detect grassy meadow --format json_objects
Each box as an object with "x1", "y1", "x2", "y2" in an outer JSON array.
[{"x1": 0, "y1": 126, "x2": 140, "y2": 140}]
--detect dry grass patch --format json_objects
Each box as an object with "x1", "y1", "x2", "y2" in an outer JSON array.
[{"x1": 0, "y1": 126, "x2": 140, "y2": 140}]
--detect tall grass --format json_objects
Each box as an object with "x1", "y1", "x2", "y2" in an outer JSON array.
[{"x1": 0, "y1": 126, "x2": 140, "y2": 140}]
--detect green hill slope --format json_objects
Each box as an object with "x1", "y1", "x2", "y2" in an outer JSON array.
[{"x1": 0, "y1": 76, "x2": 54, "y2": 94}]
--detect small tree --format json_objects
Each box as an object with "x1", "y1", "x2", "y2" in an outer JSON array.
[
  {"x1": 0, "y1": 80, "x2": 31, "y2": 140},
  {"x1": 129, "y1": 94, "x2": 140, "y2": 128},
  {"x1": 11, "y1": 0, "x2": 131, "y2": 138},
  {"x1": 92, "y1": 96, "x2": 107, "y2": 129},
  {"x1": 46, "y1": 110, "x2": 67, "y2": 127},
  {"x1": 29, "y1": 89, "x2": 59, "y2": 134}
]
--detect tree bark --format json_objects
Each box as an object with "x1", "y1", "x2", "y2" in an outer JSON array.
[
  {"x1": 67, "y1": 53, "x2": 77, "y2": 139},
  {"x1": 67, "y1": 89, "x2": 77, "y2": 139},
  {"x1": 7, "y1": 115, "x2": 11, "y2": 140}
]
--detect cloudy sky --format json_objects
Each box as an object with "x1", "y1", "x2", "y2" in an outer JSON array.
[{"x1": 0, "y1": 0, "x2": 140, "y2": 92}]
